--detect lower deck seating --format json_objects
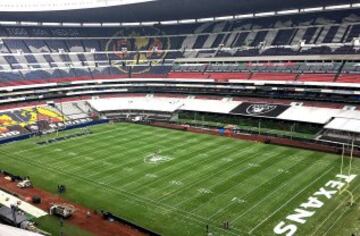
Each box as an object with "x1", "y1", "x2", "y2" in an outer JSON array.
[
  {"x1": 167, "y1": 72, "x2": 209, "y2": 79},
  {"x1": 132, "y1": 73, "x2": 168, "y2": 78},
  {"x1": 54, "y1": 102, "x2": 88, "y2": 119},
  {"x1": 0, "y1": 107, "x2": 66, "y2": 132},
  {"x1": 250, "y1": 73, "x2": 296, "y2": 81},
  {"x1": 208, "y1": 72, "x2": 250, "y2": 80},
  {"x1": 297, "y1": 74, "x2": 335, "y2": 82},
  {"x1": 320, "y1": 131, "x2": 360, "y2": 146},
  {"x1": 0, "y1": 65, "x2": 358, "y2": 87},
  {"x1": 168, "y1": 72, "x2": 251, "y2": 80},
  {"x1": 336, "y1": 74, "x2": 360, "y2": 83}
]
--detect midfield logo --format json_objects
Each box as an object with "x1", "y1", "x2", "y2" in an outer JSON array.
[
  {"x1": 246, "y1": 104, "x2": 278, "y2": 115},
  {"x1": 273, "y1": 174, "x2": 357, "y2": 236}
]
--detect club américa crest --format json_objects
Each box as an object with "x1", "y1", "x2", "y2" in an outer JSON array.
[{"x1": 105, "y1": 27, "x2": 171, "y2": 74}]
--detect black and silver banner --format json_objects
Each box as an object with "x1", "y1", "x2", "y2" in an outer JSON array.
[{"x1": 230, "y1": 103, "x2": 289, "y2": 118}]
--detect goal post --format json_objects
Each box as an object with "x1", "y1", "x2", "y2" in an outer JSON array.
[
  {"x1": 340, "y1": 143, "x2": 345, "y2": 175},
  {"x1": 339, "y1": 138, "x2": 355, "y2": 206},
  {"x1": 347, "y1": 138, "x2": 354, "y2": 176}
]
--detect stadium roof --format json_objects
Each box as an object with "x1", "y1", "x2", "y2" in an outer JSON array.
[{"x1": 0, "y1": 0, "x2": 357, "y2": 23}]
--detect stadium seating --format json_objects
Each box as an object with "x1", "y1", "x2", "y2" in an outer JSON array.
[
  {"x1": 0, "y1": 107, "x2": 66, "y2": 131},
  {"x1": 0, "y1": 10, "x2": 358, "y2": 86},
  {"x1": 297, "y1": 74, "x2": 336, "y2": 82},
  {"x1": 54, "y1": 101, "x2": 90, "y2": 120},
  {"x1": 167, "y1": 72, "x2": 209, "y2": 79},
  {"x1": 0, "y1": 101, "x2": 95, "y2": 139},
  {"x1": 336, "y1": 74, "x2": 360, "y2": 83},
  {"x1": 208, "y1": 72, "x2": 250, "y2": 80},
  {"x1": 250, "y1": 73, "x2": 296, "y2": 81}
]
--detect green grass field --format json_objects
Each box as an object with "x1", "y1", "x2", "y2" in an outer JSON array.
[{"x1": 0, "y1": 122, "x2": 359, "y2": 236}]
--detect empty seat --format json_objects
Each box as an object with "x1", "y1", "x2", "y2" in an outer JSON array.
[{"x1": 297, "y1": 74, "x2": 335, "y2": 82}]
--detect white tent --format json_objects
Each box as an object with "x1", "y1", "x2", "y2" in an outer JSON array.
[
  {"x1": 324, "y1": 117, "x2": 360, "y2": 133},
  {"x1": 0, "y1": 223, "x2": 43, "y2": 236}
]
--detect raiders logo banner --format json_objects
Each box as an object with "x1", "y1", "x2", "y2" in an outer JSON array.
[{"x1": 230, "y1": 103, "x2": 289, "y2": 118}]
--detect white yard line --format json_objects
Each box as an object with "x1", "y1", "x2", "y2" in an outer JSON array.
[
  {"x1": 87, "y1": 133, "x2": 202, "y2": 180},
  {"x1": 171, "y1": 148, "x2": 279, "y2": 208},
  {"x1": 162, "y1": 146, "x2": 267, "y2": 204},
  {"x1": 14, "y1": 125, "x2": 126, "y2": 154},
  {"x1": 248, "y1": 167, "x2": 334, "y2": 234},
  {"x1": 48, "y1": 129, "x2": 173, "y2": 169},
  {"x1": 5, "y1": 123, "x2": 353, "y2": 236},
  {"x1": 229, "y1": 158, "x2": 334, "y2": 225},
  {"x1": 192, "y1": 150, "x2": 301, "y2": 217},
  {"x1": 2, "y1": 133, "x2": 247, "y2": 235},
  {"x1": 118, "y1": 138, "x2": 224, "y2": 189},
  {"x1": 138, "y1": 141, "x2": 249, "y2": 196},
  {"x1": 59, "y1": 165, "x2": 245, "y2": 236},
  {"x1": 320, "y1": 206, "x2": 352, "y2": 236},
  {"x1": 58, "y1": 133, "x2": 193, "y2": 180},
  {"x1": 311, "y1": 183, "x2": 360, "y2": 236},
  {"x1": 17, "y1": 124, "x2": 163, "y2": 157}
]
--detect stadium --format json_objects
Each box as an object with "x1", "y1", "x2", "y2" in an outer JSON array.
[{"x1": 0, "y1": 0, "x2": 359, "y2": 235}]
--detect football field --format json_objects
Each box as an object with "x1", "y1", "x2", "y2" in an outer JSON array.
[{"x1": 0, "y1": 122, "x2": 359, "y2": 236}]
